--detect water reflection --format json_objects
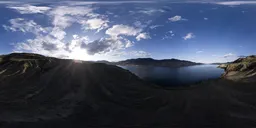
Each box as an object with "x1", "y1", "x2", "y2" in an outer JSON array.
[{"x1": 120, "y1": 65, "x2": 224, "y2": 87}]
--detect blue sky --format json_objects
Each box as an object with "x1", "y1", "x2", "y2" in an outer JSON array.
[{"x1": 0, "y1": 0, "x2": 256, "y2": 63}]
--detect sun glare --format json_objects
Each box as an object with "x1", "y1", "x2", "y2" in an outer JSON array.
[{"x1": 69, "y1": 48, "x2": 88, "y2": 61}]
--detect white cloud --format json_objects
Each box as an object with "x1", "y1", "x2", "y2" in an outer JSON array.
[
  {"x1": 134, "y1": 21, "x2": 146, "y2": 28},
  {"x1": 15, "y1": 35, "x2": 68, "y2": 57},
  {"x1": 108, "y1": 50, "x2": 151, "y2": 58},
  {"x1": 69, "y1": 35, "x2": 134, "y2": 56},
  {"x1": 130, "y1": 51, "x2": 151, "y2": 57},
  {"x1": 80, "y1": 37, "x2": 127, "y2": 55},
  {"x1": 61, "y1": 1, "x2": 256, "y2": 6},
  {"x1": 215, "y1": 1, "x2": 256, "y2": 5},
  {"x1": 204, "y1": 17, "x2": 208, "y2": 20},
  {"x1": 196, "y1": 51, "x2": 203, "y2": 54},
  {"x1": 168, "y1": 30, "x2": 173, "y2": 34},
  {"x1": 64, "y1": 1, "x2": 155, "y2": 6},
  {"x1": 73, "y1": 34, "x2": 79, "y2": 39},
  {"x1": 106, "y1": 24, "x2": 142, "y2": 37},
  {"x1": 50, "y1": 27, "x2": 66, "y2": 40},
  {"x1": 136, "y1": 32, "x2": 151, "y2": 41},
  {"x1": 3, "y1": 18, "x2": 49, "y2": 35},
  {"x1": 149, "y1": 25, "x2": 163, "y2": 29},
  {"x1": 8, "y1": 4, "x2": 51, "y2": 14},
  {"x1": 4, "y1": 4, "x2": 151, "y2": 61},
  {"x1": 4, "y1": 18, "x2": 68, "y2": 58},
  {"x1": 49, "y1": 6, "x2": 95, "y2": 29},
  {"x1": 168, "y1": 15, "x2": 187, "y2": 22},
  {"x1": 124, "y1": 38, "x2": 134, "y2": 48},
  {"x1": 0, "y1": 1, "x2": 20, "y2": 4},
  {"x1": 220, "y1": 53, "x2": 239, "y2": 62},
  {"x1": 224, "y1": 53, "x2": 235, "y2": 58},
  {"x1": 81, "y1": 18, "x2": 109, "y2": 32},
  {"x1": 2, "y1": 6, "x2": 109, "y2": 60},
  {"x1": 4, "y1": 6, "x2": 130, "y2": 60},
  {"x1": 51, "y1": 15, "x2": 74, "y2": 29},
  {"x1": 133, "y1": 20, "x2": 152, "y2": 29},
  {"x1": 68, "y1": 36, "x2": 82, "y2": 51},
  {"x1": 162, "y1": 31, "x2": 175, "y2": 40},
  {"x1": 125, "y1": 42, "x2": 134, "y2": 48},
  {"x1": 162, "y1": 34, "x2": 174, "y2": 40},
  {"x1": 138, "y1": 9, "x2": 165, "y2": 15},
  {"x1": 49, "y1": 6, "x2": 94, "y2": 17},
  {"x1": 183, "y1": 33, "x2": 195, "y2": 40}
]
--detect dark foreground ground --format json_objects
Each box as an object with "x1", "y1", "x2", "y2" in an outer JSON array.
[{"x1": 0, "y1": 53, "x2": 256, "y2": 128}]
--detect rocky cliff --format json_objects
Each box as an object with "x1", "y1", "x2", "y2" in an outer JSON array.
[{"x1": 219, "y1": 55, "x2": 256, "y2": 82}]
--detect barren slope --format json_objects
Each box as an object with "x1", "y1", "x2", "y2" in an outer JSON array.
[
  {"x1": 1, "y1": 53, "x2": 256, "y2": 128},
  {"x1": 219, "y1": 55, "x2": 256, "y2": 82}
]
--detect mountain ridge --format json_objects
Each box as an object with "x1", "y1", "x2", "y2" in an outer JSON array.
[{"x1": 114, "y1": 57, "x2": 202, "y2": 68}]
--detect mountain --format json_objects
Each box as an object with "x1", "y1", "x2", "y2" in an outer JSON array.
[
  {"x1": 0, "y1": 53, "x2": 165, "y2": 126},
  {"x1": 218, "y1": 55, "x2": 256, "y2": 82},
  {"x1": 95, "y1": 60, "x2": 113, "y2": 65},
  {"x1": 211, "y1": 62, "x2": 231, "y2": 65},
  {"x1": 1, "y1": 53, "x2": 256, "y2": 127},
  {"x1": 115, "y1": 58, "x2": 201, "y2": 67}
]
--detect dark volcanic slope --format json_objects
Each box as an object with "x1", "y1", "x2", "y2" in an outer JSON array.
[
  {"x1": 1, "y1": 53, "x2": 256, "y2": 128},
  {"x1": 116, "y1": 58, "x2": 201, "y2": 67}
]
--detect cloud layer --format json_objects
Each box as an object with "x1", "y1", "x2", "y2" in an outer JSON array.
[
  {"x1": 8, "y1": 4, "x2": 51, "y2": 14},
  {"x1": 4, "y1": 4, "x2": 154, "y2": 60},
  {"x1": 215, "y1": 1, "x2": 256, "y2": 5},
  {"x1": 3, "y1": 1, "x2": 249, "y2": 63}
]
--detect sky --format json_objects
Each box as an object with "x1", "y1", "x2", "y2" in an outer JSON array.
[{"x1": 0, "y1": 0, "x2": 256, "y2": 63}]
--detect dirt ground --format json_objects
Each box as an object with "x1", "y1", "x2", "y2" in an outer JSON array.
[{"x1": 1, "y1": 56, "x2": 256, "y2": 128}]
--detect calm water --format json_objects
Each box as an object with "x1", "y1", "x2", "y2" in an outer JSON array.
[{"x1": 120, "y1": 65, "x2": 224, "y2": 87}]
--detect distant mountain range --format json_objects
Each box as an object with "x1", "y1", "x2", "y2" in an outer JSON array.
[
  {"x1": 211, "y1": 62, "x2": 232, "y2": 65},
  {"x1": 1, "y1": 53, "x2": 201, "y2": 68},
  {"x1": 107, "y1": 58, "x2": 202, "y2": 68}
]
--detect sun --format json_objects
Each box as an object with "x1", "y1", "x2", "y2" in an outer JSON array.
[{"x1": 69, "y1": 48, "x2": 89, "y2": 61}]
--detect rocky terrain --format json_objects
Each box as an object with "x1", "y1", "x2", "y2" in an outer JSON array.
[
  {"x1": 218, "y1": 55, "x2": 256, "y2": 82},
  {"x1": 0, "y1": 53, "x2": 256, "y2": 128},
  {"x1": 115, "y1": 58, "x2": 201, "y2": 68}
]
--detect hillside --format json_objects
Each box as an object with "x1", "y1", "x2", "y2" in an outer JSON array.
[
  {"x1": 115, "y1": 58, "x2": 201, "y2": 67},
  {"x1": 218, "y1": 55, "x2": 256, "y2": 82},
  {"x1": 0, "y1": 53, "x2": 166, "y2": 126},
  {"x1": 1, "y1": 53, "x2": 256, "y2": 127}
]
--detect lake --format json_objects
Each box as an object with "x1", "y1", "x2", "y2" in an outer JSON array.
[{"x1": 119, "y1": 65, "x2": 224, "y2": 87}]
